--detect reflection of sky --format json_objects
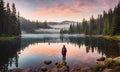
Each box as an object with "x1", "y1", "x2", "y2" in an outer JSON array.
[
  {"x1": 4, "y1": 0, "x2": 119, "y2": 22},
  {"x1": 12, "y1": 43, "x2": 104, "y2": 68}
]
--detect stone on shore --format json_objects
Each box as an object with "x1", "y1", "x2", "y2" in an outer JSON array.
[
  {"x1": 58, "y1": 66, "x2": 68, "y2": 72},
  {"x1": 96, "y1": 61, "x2": 105, "y2": 65},
  {"x1": 21, "y1": 68, "x2": 31, "y2": 72},
  {"x1": 114, "y1": 56, "x2": 120, "y2": 61},
  {"x1": 102, "y1": 68, "x2": 112, "y2": 72},
  {"x1": 5, "y1": 68, "x2": 23, "y2": 72}
]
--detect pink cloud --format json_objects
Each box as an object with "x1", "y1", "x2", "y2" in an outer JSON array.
[
  {"x1": 4, "y1": 0, "x2": 119, "y2": 21},
  {"x1": 33, "y1": 0, "x2": 98, "y2": 16},
  {"x1": 98, "y1": 0, "x2": 118, "y2": 9},
  {"x1": 34, "y1": 8, "x2": 79, "y2": 16},
  {"x1": 73, "y1": 0, "x2": 97, "y2": 9}
]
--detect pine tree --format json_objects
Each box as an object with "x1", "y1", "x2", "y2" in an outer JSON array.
[
  {"x1": 108, "y1": 9, "x2": 113, "y2": 35},
  {"x1": 11, "y1": 3, "x2": 18, "y2": 35},
  {"x1": 97, "y1": 15, "x2": 101, "y2": 35},
  {"x1": 0, "y1": 0, "x2": 5, "y2": 35},
  {"x1": 99, "y1": 14, "x2": 103, "y2": 34},
  {"x1": 115, "y1": 1, "x2": 120, "y2": 34},
  {"x1": 82, "y1": 18, "x2": 88, "y2": 34},
  {"x1": 69, "y1": 24, "x2": 74, "y2": 34},
  {"x1": 44, "y1": 20, "x2": 48, "y2": 28},
  {"x1": 111, "y1": 15, "x2": 117, "y2": 35},
  {"x1": 6, "y1": 3, "x2": 11, "y2": 35},
  {"x1": 90, "y1": 16, "x2": 95, "y2": 35},
  {"x1": 17, "y1": 12, "x2": 21, "y2": 35},
  {"x1": 0, "y1": 0, "x2": 21, "y2": 36},
  {"x1": 103, "y1": 11, "x2": 108, "y2": 35}
]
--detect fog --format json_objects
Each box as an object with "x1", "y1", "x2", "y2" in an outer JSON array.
[
  {"x1": 35, "y1": 28, "x2": 60, "y2": 33},
  {"x1": 34, "y1": 24, "x2": 71, "y2": 33},
  {"x1": 21, "y1": 34, "x2": 85, "y2": 39},
  {"x1": 49, "y1": 24, "x2": 71, "y2": 29}
]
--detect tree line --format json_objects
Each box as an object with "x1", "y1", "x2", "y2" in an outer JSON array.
[
  {"x1": 61, "y1": 1, "x2": 120, "y2": 36},
  {"x1": 20, "y1": 17, "x2": 50, "y2": 33},
  {"x1": 82, "y1": 1, "x2": 120, "y2": 36},
  {"x1": 0, "y1": 0, "x2": 21, "y2": 36},
  {"x1": 60, "y1": 22, "x2": 83, "y2": 34}
]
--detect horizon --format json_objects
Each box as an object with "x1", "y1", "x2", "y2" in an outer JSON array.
[{"x1": 4, "y1": 0, "x2": 119, "y2": 22}]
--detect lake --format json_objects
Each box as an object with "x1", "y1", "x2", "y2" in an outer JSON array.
[{"x1": 0, "y1": 34, "x2": 120, "y2": 71}]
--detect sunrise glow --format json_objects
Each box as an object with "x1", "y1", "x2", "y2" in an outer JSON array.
[{"x1": 4, "y1": 0, "x2": 119, "y2": 22}]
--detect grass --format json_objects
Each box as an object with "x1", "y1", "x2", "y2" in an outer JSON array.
[
  {"x1": 0, "y1": 35, "x2": 21, "y2": 40},
  {"x1": 95, "y1": 60, "x2": 120, "y2": 72},
  {"x1": 103, "y1": 35, "x2": 120, "y2": 41},
  {"x1": 113, "y1": 36, "x2": 120, "y2": 41}
]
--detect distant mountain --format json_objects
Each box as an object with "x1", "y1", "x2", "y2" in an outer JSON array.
[
  {"x1": 60, "y1": 20, "x2": 77, "y2": 24},
  {"x1": 47, "y1": 22, "x2": 60, "y2": 25},
  {"x1": 47, "y1": 21, "x2": 77, "y2": 25}
]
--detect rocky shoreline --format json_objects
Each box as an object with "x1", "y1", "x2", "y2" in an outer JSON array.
[{"x1": 5, "y1": 57, "x2": 120, "y2": 72}]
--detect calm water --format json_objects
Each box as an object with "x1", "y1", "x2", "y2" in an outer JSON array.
[{"x1": 0, "y1": 34, "x2": 120, "y2": 71}]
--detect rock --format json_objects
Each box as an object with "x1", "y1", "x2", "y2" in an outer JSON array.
[
  {"x1": 32, "y1": 67, "x2": 40, "y2": 72},
  {"x1": 66, "y1": 65, "x2": 69, "y2": 71},
  {"x1": 22, "y1": 68, "x2": 31, "y2": 72},
  {"x1": 96, "y1": 61, "x2": 105, "y2": 65},
  {"x1": 113, "y1": 56, "x2": 120, "y2": 61},
  {"x1": 57, "y1": 61, "x2": 67, "y2": 68},
  {"x1": 41, "y1": 66, "x2": 47, "y2": 72},
  {"x1": 55, "y1": 62, "x2": 58, "y2": 65},
  {"x1": 80, "y1": 67, "x2": 92, "y2": 72},
  {"x1": 59, "y1": 66, "x2": 68, "y2": 72},
  {"x1": 6, "y1": 68, "x2": 23, "y2": 72},
  {"x1": 44, "y1": 60, "x2": 52, "y2": 65},
  {"x1": 106, "y1": 58, "x2": 113, "y2": 61},
  {"x1": 102, "y1": 69, "x2": 112, "y2": 72},
  {"x1": 97, "y1": 57, "x2": 106, "y2": 61},
  {"x1": 61, "y1": 61, "x2": 67, "y2": 66}
]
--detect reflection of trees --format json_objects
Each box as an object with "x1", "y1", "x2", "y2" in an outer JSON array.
[
  {"x1": 68, "y1": 37, "x2": 120, "y2": 58},
  {"x1": 68, "y1": 37, "x2": 85, "y2": 48},
  {"x1": 21, "y1": 38, "x2": 56, "y2": 50},
  {"x1": 0, "y1": 38, "x2": 21, "y2": 71}
]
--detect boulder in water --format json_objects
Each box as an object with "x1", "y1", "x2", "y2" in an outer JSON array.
[
  {"x1": 55, "y1": 62, "x2": 58, "y2": 65},
  {"x1": 44, "y1": 60, "x2": 52, "y2": 65},
  {"x1": 97, "y1": 57, "x2": 106, "y2": 61}
]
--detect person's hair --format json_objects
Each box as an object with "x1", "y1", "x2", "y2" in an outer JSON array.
[{"x1": 63, "y1": 45, "x2": 65, "y2": 48}]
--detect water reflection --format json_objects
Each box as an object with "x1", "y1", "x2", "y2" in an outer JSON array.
[
  {"x1": 0, "y1": 35, "x2": 120, "y2": 71},
  {"x1": 0, "y1": 38, "x2": 21, "y2": 71},
  {"x1": 68, "y1": 37, "x2": 120, "y2": 58}
]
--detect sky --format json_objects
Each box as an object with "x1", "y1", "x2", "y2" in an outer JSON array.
[{"x1": 4, "y1": 0, "x2": 119, "y2": 22}]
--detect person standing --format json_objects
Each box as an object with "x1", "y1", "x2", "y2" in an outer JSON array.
[{"x1": 62, "y1": 45, "x2": 67, "y2": 59}]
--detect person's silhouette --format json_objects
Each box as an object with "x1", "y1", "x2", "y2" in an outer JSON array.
[
  {"x1": 61, "y1": 45, "x2": 69, "y2": 71},
  {"x1": 61, "y1": 45, "x2": 67, "y2": 61}
]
